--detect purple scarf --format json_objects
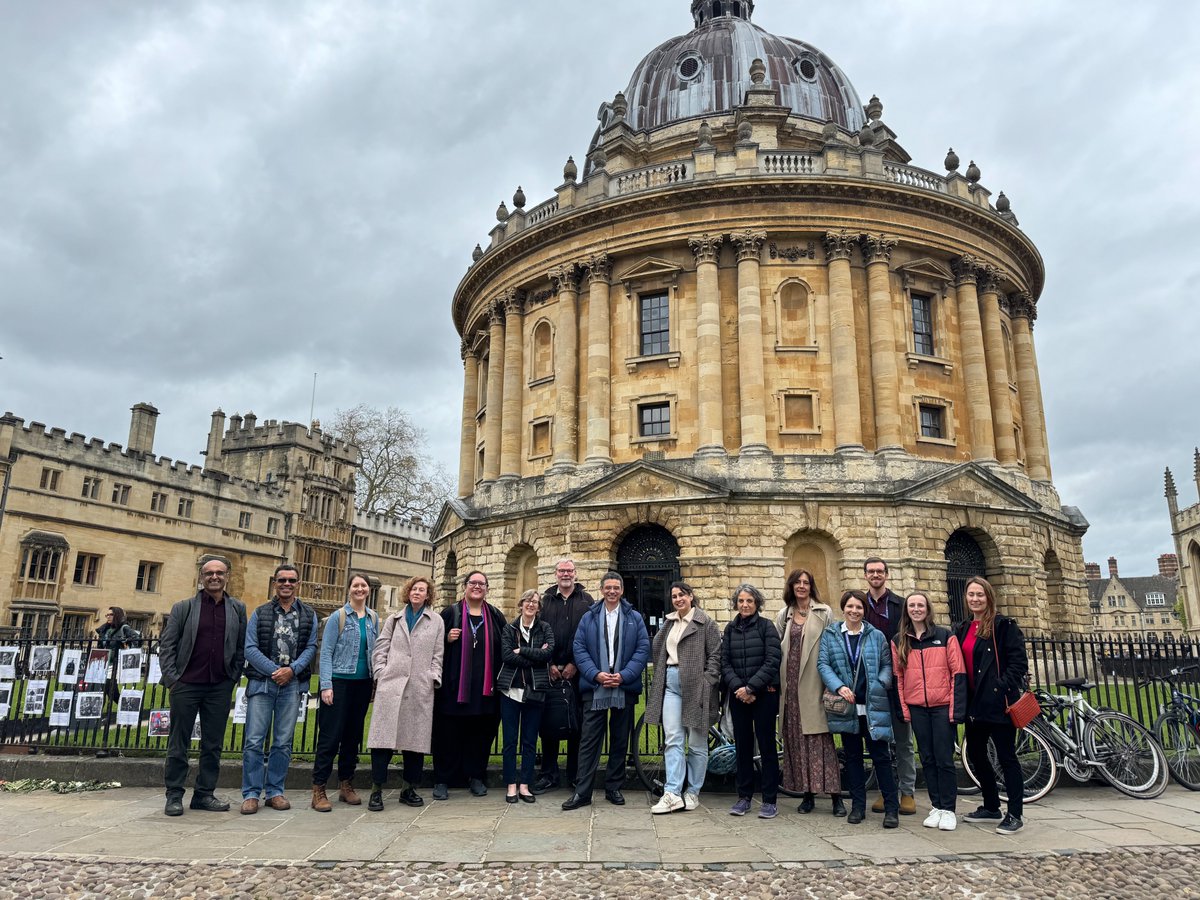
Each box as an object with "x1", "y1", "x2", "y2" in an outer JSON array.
[{"x1": 457, "y1": 600, "x2": 495, "y2": 704}]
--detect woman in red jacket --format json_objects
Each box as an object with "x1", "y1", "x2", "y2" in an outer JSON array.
[{"x1": 891, "y1": 592, "x2": 966, "y2": 831}]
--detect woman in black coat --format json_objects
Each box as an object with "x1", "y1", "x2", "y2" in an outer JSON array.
[
  {"x1": 721, "y1": 583, "x2": 782, "y2": 819},
  {"x1": 497, "y1": 590, "x2": 555, "y2": 803},
  {"x1": 953, "y1": 576, "x2": 1029, "y2": 835}
]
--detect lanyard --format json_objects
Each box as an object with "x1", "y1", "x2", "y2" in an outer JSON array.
[
  {"x1": 844, "y1": 630, "x2": 863, "y2": 670},
  {"x1": 868, "y1": 594, "x2": 889, "y2": 620}
]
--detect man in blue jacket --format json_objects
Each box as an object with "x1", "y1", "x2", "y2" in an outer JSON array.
[
  {"x1": 562, "y1": 572, "x2": 650, "y2": 810},
  {"x1": 240, "y1": 564, "x2": 319, "y2": 814}
]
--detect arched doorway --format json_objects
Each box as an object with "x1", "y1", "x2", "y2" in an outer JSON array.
[
  {"x1": 945, "y1": 531, "x2": 987, "y2": 624},
  {"x1": 616, "y1": 525, "x2": 680, "y2": 636}
]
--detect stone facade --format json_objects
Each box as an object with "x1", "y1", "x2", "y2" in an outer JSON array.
[
  {"x1": 0, "y1": 404, "x2": 433, "y2": 638},
  {"x1": 433, "y1": 2, "x2": 1089, "y2": 631},
  {"x1": 1166, "y1": 452, "x2": 1200, "y2": 632},
  {"x1": 1087, "y1": 556, "x2": 1184, "y2": 640}
]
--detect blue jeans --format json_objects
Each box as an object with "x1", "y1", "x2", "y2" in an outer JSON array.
[
  {"x1": 662, "y1": 667, "x2": 708, "y2": 797},
  {"x1": 242, "y1": 678, "x2": 301, "y2": 800},
  {"x1": 501, "y1": 695, "x2": 544, "y2": 786}
]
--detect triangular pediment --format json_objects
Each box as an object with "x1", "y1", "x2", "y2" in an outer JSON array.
[
  {"x1": 617, "y1": 257, "x2": 683, "y2": 285},
  {"x1": 896, "y1": 257, "x2": 953, "y2": 284},
  {"x1": 561, "y1": 460, "x2": 729, "y2": 509},
  {"x1": 896, "y1": 463, "x2": 1041, "y2": 512},
  {"x1": 432, "y1": 499, "x2": 470, "y2": 542}
]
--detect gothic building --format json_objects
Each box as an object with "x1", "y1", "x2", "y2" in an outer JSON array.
[{"x1": 1166, "y1": 453, "x2": 1200, "y2": 631}]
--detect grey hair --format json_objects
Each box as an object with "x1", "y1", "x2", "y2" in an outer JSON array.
[{"x1": 730, "y1": 582, "x2": 766, "y2": 612}]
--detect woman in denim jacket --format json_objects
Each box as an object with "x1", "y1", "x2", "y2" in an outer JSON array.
[{"x1": 310, "y1": 572, "x2": 380, "y2": 812}]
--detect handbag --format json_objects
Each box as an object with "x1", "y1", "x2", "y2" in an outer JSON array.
[
  {"x1": 822, "y1": 689, "x2": 851, "y2": 716},
  {"x1": 994, "y1": 625, "x2": 1040, "y2": 728},
  {"x1": 542, "y1": 677, "x2": 579, "y2": 737}
]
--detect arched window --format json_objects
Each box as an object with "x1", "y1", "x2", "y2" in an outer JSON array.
[
  {"x1": 784, "y1": 530, "x2": 839, "y2": 608},
  {"x1": 617, "y1": 525, "x2": 680, "y2": 636},
  {"x1": 507, "y1": 545, "x2": 539, "y2": 611},
  {"x1": 776, "y1": 280, "x2": 813, "y2": 348},
  {"x1": 945, "y1": 530, "x2": 987, "y2": 624},
  {"x1": 529, "y1": 319, "x2": 554, "y2": 383}
]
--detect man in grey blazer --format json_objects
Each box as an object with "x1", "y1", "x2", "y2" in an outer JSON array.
[{"x1": 158, "y1": 557, "x2": 248, "y2": 816}]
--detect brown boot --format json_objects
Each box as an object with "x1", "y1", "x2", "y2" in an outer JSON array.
[
  {"x1": 311, "y1": 785, "x2": 332, "y2": 813},
  {"x1": 339, "y1": 779, "x2": 361, "y2": 805}
]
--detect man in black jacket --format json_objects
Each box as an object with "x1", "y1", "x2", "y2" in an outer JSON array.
[{"x1": 532, "y1": 558, "x2": 593, "y2": 794}]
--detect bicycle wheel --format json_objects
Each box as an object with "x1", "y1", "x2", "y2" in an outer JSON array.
[
  {"x1": 1155, "y1": 712, "x2": 1200, "y2": 791},
  {"x1": 766, "y1": 734, "x2": 803, "y2": 798},
  {"x1": 632, "y1": 715, "x2": 666, "y2": 796},
  {"x1": 955, "y1": 737, "x2": 981, "y2": 796},
  {"x1": 961, "y1": 726, "x2": 1059, "y2": 803},
  {"x1": 1084, "y1": 711, "x2": 1169, "y2": 798}
]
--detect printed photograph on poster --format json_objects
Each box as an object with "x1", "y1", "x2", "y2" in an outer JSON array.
[
  {"x1": 0, "y1": 681, "x2": 12, "y2": 717},
  {"x1": 296, "y1": 691, "x2": 308, "y2": 723},
  {"x1": 148, "y1": 709, "x2": 171, "y2": 737},
  {"x1": 59, "y1": 649, "x2": 82, "y2": 682},
  {"x1": 118, "y1": 648, "x2": 143, "y2": 683},
  {"x1": 30, "y1": 645, "x2": 57, "y2": 674},
  {"x1": 24, "y1": 679, "x2": 49, "y2": 716},
  {"x1": 231, "y1": 686, "x2": 248, "y2": 724},
  {"x1": 84, "y1": 649, "x2": 110, "y2": 685},
  {"x1": 191, "y1": 716, "x2": 202, "y2": 742},
  {"x1": 50, "y1": 692, "x2": 73, "y2": 727},
  {"x1": 117, "y1": 689, "x2": 144, "y2": 727},
  {"x1": 146, "y1": 654, "x2": 162, "y2": 684},
  {"x1": 0, "y1": 647, "x2": 18, "y2": 679},
  {"x1": 76, "y1": 691, "x2": 104, "y2": 719}
]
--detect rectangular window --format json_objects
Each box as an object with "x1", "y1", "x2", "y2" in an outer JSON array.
[
  {"x1": 81, "y1": 476, "x2": 102, "y2": 499},
  {"x1": 422, "y1": 548, "x2": 433, "y2": 563},
  {"x1": 59, "y1": 612, "x2": 90, "y2": 639},
  {"x1": 639, "y1": 292, "x2": 670, "y2": 356},
  {"x1": 111, "y1": 483, "x2": 131, "y2": 505},
  {"x1": 73, "y1": 553, "x2": 103, "y2": 587},
  {"x1": 780, "y1": 392, "x2": 818, "y2": 433},
  {"x1": 150, "y1": 491, "x2": 167, "y2": 513},
  {"x1": 919, "y1": 404, "x2": 944, "y2": 439},
  {"x1": 177, "y1": 497, "x2": 194, "y2": 518},
  {"x1": 267, "y1": 517, "x2": 279, "y2": 535},
  {"x1": 638, "y1": 401, "x2": 671, "y2": 437},
  {"x1": 1145, "y1": 592, "x2": 1166, "y2": 607},
  {"x1": 135, "y1": 561, "x2": 162, "y2": 593},
  {"x1": 912, "y1": 293, "x2": 935, "y2": 356},
  {"x1": 353, "y1": 534, "x2": 368, "y2": 551},
  {"x1": 238, "y1": 511, "x2": 252, "y2": 529},
  {"x1": 20, "y1": 547, "x2": 61, "y2": 583},
  {"x1": 126, "y1": 615, "x2": 150, "y2": 635},
  {"x1": 400, "y1": 543, "x2": 410, "y2": 559},
  {"x1": 40, "y1": 468, "x2": 61, "y2": 491},
  {"x1": 530, "y1": 419, "x2": 552, "y2": 459}
]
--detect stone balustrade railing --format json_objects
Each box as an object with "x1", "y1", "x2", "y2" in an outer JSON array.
[
  {"x1": 883, "y1": 162, "x2": 947, "y2": 193},
  {"x1": 611, "y1": 161, "x2": 692, "y2": 197}
]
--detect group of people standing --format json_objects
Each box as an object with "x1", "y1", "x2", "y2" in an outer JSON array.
[{"x1": 157, "y1": 555, "x2": 1029, "y2": 839}]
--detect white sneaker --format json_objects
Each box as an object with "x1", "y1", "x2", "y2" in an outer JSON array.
[
  {"x1": 922, "y1": 808, "x2": 943, "y2": 828},
  {"x1": 683, "y1": 792, "x2": 699, "y2": 811},
  {"x1": 938, "y1": 810, "x2": 958, "y2": 831},
  {"x1": 650, "y1": 792, "x2": 684, "y2": 814}
]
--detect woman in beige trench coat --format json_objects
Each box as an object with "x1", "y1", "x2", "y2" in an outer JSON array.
[{"x1": 366, "y1": 576, "x2": 444, "y2": 810}]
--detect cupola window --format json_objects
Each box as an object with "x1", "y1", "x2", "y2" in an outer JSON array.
[
  {"x1": 678, "y1": 53, "x2": 702, "y2": 81},
  {"x1": 794, "y1": 56, "x2": 818, "y2": 82}
]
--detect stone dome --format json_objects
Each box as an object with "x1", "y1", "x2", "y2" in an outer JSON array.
[{"x1": 620, "y1": 1, "x2": 866, "y2": 135}]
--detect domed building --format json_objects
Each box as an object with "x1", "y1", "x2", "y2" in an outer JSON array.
[{"x1": 434, "y1": 0, "x2": 1089, "y2": 631}]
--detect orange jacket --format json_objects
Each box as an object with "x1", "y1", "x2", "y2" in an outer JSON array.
[{"x1": 891, "y1": 625, "x2": 967, "y2": 723}]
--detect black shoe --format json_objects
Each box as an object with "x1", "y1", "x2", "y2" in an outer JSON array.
[
  {"x1": 469, "y1": 778, "x2": 488, "y2": 797},
  {"x1": 367, "y1": 791, "x2": 384, "y2": 812},
  {"x1": 164, "y1": 797, "x2": 184, "y2": 817},
  {"x1": 432, "y1": 783, "x2": 449, "y2": 801},
  {"x1": 399, "y1": 787, "x2": 424, "y2": 808},
  {"x1": 996, "y1": 813, "x2": 1024, "y2": 834},
  {"x1": 605, "y1": 790, "x2": 625, "y2": 806},
  {"x1": 519, "y1": 791, "x2": 536, "y2": 804},
  {"x1": 798, "y1": 793, "x2": 815, "y2": 814},
  {"x1": 962, "y1": 805, "x2": 1003, "y2": 823},
  {"x1": 832, "y1": 796, "x2": 847, "y2": 817},
  {"x1": 562, "y1": 793, "x2": 592, "y2": 811},
  {"x1": 883, "y1": 811, "x2": 899, "y2": 829},
  {"x1": 847, "y1": 808, "x2": 865, "y2": 825},
  {"x1": 506, "y1": 793, "x2": 519, "y2": 804},
  {"x1": 189, "y1": 795, "x2": 230, "y2": 812},
  {"x1": 531, "y1": 774, "x2": 559, "y2": 795}
]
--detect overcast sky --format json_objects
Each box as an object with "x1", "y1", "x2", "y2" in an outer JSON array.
[{"x1": 2, "y1": 1, "x2": 1197, "y2": 577}]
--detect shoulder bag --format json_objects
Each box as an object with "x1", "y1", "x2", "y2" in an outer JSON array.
[{"x1": 995, "y1": 625, "x2": 1040, "y2": 728}]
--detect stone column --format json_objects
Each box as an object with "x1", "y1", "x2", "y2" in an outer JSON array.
[
  {"x1": 498, "y1": 290, "x2": 525, "y2": 480},
  {"x1": 731, "y1": 230, "x2": 769, "y2": 455},
  {"x1": 824, "y1": 231, "x2": 864, "y2": 452},
  {"x1": 1009, "y1": 293, "x2": 1051, "y2": 480},
  {"x1": 951, "y1": 256, "x2": 996, "y2": 461},
  {"x1": 979, "y1": 268, "x2": 1018, "y2": 467},
  {"x1": 457, "y1": 338, "x2": 480, "y2": 496},
  {"x1": 689, "y1": 234, "x2": 726, "y2": 457},
  {"x1": 482, "y1": 300, "x2": 505, "y2": 481},
  {"x1": 549, "y1": 264, "x2": 580, "y2": 472},
  {"x1": 584, "y1": 253, "x2": 613, "y2": 466},
  {"x1": 861, "y1": 234, "x2": 902, "y2": 452}
]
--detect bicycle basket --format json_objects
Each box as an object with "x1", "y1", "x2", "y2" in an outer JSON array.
[{"x1": 708, "y1": 742, "x2": 738, "y2": 776}]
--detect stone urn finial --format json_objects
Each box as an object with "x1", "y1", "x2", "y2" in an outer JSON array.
[
  {"x1": 822, "y1": 120, "x2": 839, "y2": 142},
  {"x1": 472, "y1": 244, "x2": 483, "y2": 262},
  {"x1": 496, "y1": 201, "x2": 509, "y2": 222},
  {"x1": 612, "y1": 91, "x2": 628, "y2": 120},
  {"x1": 944, "y1": 148, "x2": 960, "y2": 172},
  {"x1": 995, "y1": 191, "x2": 1011, "y2": 213},
  {"x1": 590, "y1": 146, "x2": 608, "y2": 170},
  {"x1": 865, "y1": 94, "x2": 883, "y2": 121},
  {"x1": 698, "y1": 120, "x2": 713, "y2": 148},
  {"x1": 858, "y1": 123, "x2": 876, "y2": 147},
  {"x1": 563, "y1": 156, "x2": 578, "y2": 182},
  {"x1": 737, "y1": 118, "x2": 754, "y2": 143},
  {"x1": 966, "y1": 160, "x2": 981, "y2": 184},
  {"x1": 749, "y1": 57, "x2": 767, "y2": 85},
  {"x1": 513, "y1": 186, "x2": 526, "y2": 209}
]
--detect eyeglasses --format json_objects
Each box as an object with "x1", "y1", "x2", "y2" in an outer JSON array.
[
  {"x1": 275, "y1": 577, "x2": 298, "y2": 584},
  {"x1": 202, "y1": 571, "x2": 227, "y2": 578},
  {"x1": 466, "y1": 580, "x2": 487, "y2": 588}
]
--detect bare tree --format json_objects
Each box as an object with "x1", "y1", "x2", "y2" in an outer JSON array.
[{"x1": 330, "y1": 404, "x2": 453, "y2": 524}]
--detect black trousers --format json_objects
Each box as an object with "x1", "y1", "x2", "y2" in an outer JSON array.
[
  {"x1": 729, "y1": 689, "x2": 780, "y2": 804},
  {"x1": 909, "y1": 705, "x2": 958, "y2": 812},
  {"x1": 312, "y1": 677, "x2": 373, "y2": 785},
  {"x1": 432, "y1": 712, "x2": 500, "y2": 785},
  {"x1": 841, "y1": 715, "x2": 898, "y2": 814},
  {"x1": 164, "y1": 679, "x2": 235, "y2": 800},
  {"x1": 538, "y1": 729, "x2": 581, "y2": 784},
  {"x1": 573, "y1": 695, "x2": 635, "y2": 800},
  {"x1": 964, "y1": 719, "x2": 1023, "y2": 817},
  {"x1": 370, "y1": 748, "x2": 424, "y2": 787}
]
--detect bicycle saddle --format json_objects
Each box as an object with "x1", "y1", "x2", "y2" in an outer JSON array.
[{"x1": 1055, "y1": 677, "x2": 1093, "y2": 689}]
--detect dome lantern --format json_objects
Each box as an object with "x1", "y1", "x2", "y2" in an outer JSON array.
[{"x1": 692, "y1": 0, "x2": 754, "y2": 27}]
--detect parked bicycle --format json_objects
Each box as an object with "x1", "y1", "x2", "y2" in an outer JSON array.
[
  {"x1": 962, "y1": 676, "x2": 1169, "y2": 801},
  {"x1": 1145, "y1": 664, "x2": 1200, "y2": 791}
]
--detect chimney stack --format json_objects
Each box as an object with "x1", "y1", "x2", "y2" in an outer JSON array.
[
  {"x1": 1107, "y1": 556, "x2": 1119, "y2": 579},
  {"x1": 1159, "y1": 553, "x2": 1180, "y2": 579},
  {"x1": 1084, "y1": 561, "x2": 1102, "y2": 580},
  {"x1": 204, "y1": 409, "x2": 226, "y2": 471},
  {"x1": 127, "y1": 403, "x2": 159, "y2": 455}
]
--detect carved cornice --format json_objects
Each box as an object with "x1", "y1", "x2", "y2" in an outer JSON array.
[
  {"x1": 688, "y1": 233, "x2": 723, "y2": 266},
  {"x1": 583, "y1": 253, "x2": 612, "y2": 283},
  {"x1": 730, "y1": 230, "x2": 767, "y2": 263},
  {"x1": 502, "y1": 288, "x2": 525, "y2": 317},
  {"x1": 548, "y1": 264, "x2": 581, "y2": 295},
  {"x1": 951, "y1": 255, "x2": 984, "y2": 286},
  {"x1": 823, "y1": 230, "x2": 857, "y2": 263},
  {"x1": 860, "y1": 233, "x2": 897, "y2": 265}
]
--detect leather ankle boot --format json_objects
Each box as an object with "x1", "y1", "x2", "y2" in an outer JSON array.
[
  {"x1": 311, "y1": 785, "x2": 332, "y2": 812},
  {"x1": 339, "y1": 779, "x2": 362, "y2": 805}
]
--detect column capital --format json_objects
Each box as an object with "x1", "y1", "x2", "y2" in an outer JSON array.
[
  {"x1": 583, "y1": 253, "x2": 612, "y2": 283},
  {"x1": 978, "y1": 265, "x2": 1005, "y2": 295},
  {"x1": 860, "y1": 233, "x2": 897, "y2": 265},
  {"x1": 730, "y1": 229, "x2": 767, "y2": 262},
  {"x1": 488, "y1": 299, "x2": 506, "y2": 327},
  {"x1": 1008, "y1": 291, "x2": 1037, "y2": 322},
  {"x1": 502, "y1": 288, "x2": 525, "y2": 317},
  {"x1": 460, "y1": 335, "x2": 481, "y2": 361},
  {"x1": 951, "y1": 254, "x2": 984, "y2": 286},
  {"x1": 548, "y1": 264, "x2": 581, "y2": 294},
  {"x1": 823, "y1": 230, "x2": 857, "y2": 263},
  {"x1": 688, "y1": 233, "x2": 723, "y2": 266}
]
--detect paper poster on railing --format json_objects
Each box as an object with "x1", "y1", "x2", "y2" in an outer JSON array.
[
  {"x1": 76, "y1": 691, "x2": 103, "y2": 719},
  {"x1": 231, "y1": 686, "x2": 248, "y2": 724},
  {"x1": 23, "y1": 679, "x2": 48, "y2": 716},
  {"x1": 0, "y1": 647, "x2": 17, "y2": 679},
  {"x1": 117, "y1": 689, "x2": 143, "y2": 727},
  {"x1": 148, "y1": 709, "x2": 170, "y2": 737},
  {"x1": 59, "y1": 649, "x2": 82, "y2": 682},
  {"x1": 83, "y1": 650, "x2": 109, "y2": 685},
  {"x1": 30, "y1": 645, "x2": 57, "y2": 674},
  {"x1": 296, "y1": 691, "x2": 308, "y2": 723},
  {"x1": 147, "y1": 654, "x2": 162, "y2": 685},
  {"x1": 0, "y1": 680, "x2": 11, "y2": 717},
  {"x1": 118, "y1": 648, "x2": 143, "y2": 684},
  {"x1": 49, "y1": 692, "x2": 72, "y2": 727}
]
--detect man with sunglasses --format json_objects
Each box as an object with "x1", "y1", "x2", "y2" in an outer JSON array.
[{"x1": 239, "y1": 564, "x2": 318, "y2": 814}]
